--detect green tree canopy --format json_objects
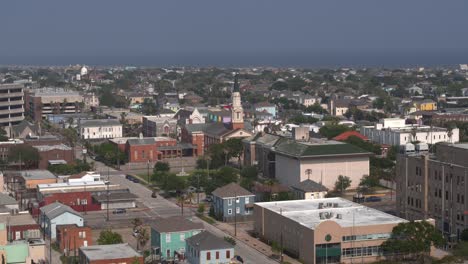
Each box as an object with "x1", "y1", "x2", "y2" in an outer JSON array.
[
  {"x1": 8, "y1": 144, "x2": 41, "y2": 168},
  {"x1": 319, "y1": 124, "x2": 352, "y2": 139},
  {"x1": 0, "y1": 128, "x2": 8, "y2": 142},
  {"x1": 154, "y1": 161, "x2": 170, "y2": 173},
  {"x1": 97, "y1": 229, "x2": 123, "y2": 245},
  {"x1": 381, "y1": 221, "x2": 445, "y2": 259},
  {"x1": 334, "y1": 175, "x2": 351, "y2": 193}
]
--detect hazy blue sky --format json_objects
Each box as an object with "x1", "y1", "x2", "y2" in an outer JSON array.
[{"x1": 1, "y1": 0, "x2": 468, "y2": 67}]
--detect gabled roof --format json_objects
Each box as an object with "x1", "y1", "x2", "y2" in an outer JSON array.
[
  {"x1": 80, "y1": 119, "x2": 121, "y2": 127},
  {"x1": 151, "y1": 216, "x2": 204, "y2": 233},
  {"x1": 203, "y1": 123, "x2": 231, "y2": 137},
  {"x1": 291, "y1": 179, "x2": 328, "y2": 192},
  {"x1": 40, "y1": 202, "x2": 82, "y2": 220},
  {"x1": 184, "y1": 123, "x2": 208, "y2": 133},
  {"x1": 0, "y1": 193, "x2": 18, "y2": 206},
  {"x1": 186, "y1": 231, "x2": 233, "y2": 251},
  {"x1": 273, "y1": 138, "x2": 371, "y2": 158},
  {"x1": 332, "y1": 131, "x2": 368, "y2": 141},
  {"x1": 212, "y1": 183, "x2": 254, "y2": 198},
  {"x1": 127, "y1": 138, "x2": 155, "y2": 146}
]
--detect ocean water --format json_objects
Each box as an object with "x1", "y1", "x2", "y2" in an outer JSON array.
[{"x1": 1, "y1": 51, "x2": 468, "y2": 68}]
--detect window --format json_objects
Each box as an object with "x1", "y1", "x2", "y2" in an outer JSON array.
[
  {"x1": 227, "y1": 199, "x2": 232, "y2": 206},
  {"x1": 226, "y1": 250, "x2": 231, "y2": 259},
  {"x1": 245, "y1": 197, "x2": 249, "y2": 204},
  {"x1": 166, "y1": 234, "x2": 171, "y2": 243},
  {"x1": 236, "y1": 197, "x2": 240, "y2": 203},
  {"x1": 216, "y1": 251, "x2": 219, "y2": 259},
  {"x1": 206, "y1": 252, "x2": 211, "y2": 260},
  {"x1": 236, "y1": 207, "x2": 240, "y2": 214},
  {"x1": 228, "y1": 209, "x2": 232, "y2": 215},
  {"x1": 79, "y1": 231, "x2": 86, "y2": 238},
  {"x1": 81, "y1": 199, "x2": 87, "y2": 205},
  {"x1": 180, "y1": 233, "x2": 185, "y2": 241}
]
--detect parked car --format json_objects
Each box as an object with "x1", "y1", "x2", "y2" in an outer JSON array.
[
  {"x1": 365, "y1": 196, "x2": 382, "y2": 202},
  {"x1": 132, "y1": 178, "x2": 140, "y2": 183},
  {"x1": 125, "y1": 175, "x2": 134, "y2": 181},
  {"x1": 112, "y1": 208, "x2": 127, "y2": 214}
]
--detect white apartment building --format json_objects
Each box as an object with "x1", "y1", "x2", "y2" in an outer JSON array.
[
  {"x1": 0, "y1": 83, "x2": 25, "y2": 127},
  {"x1": 79, "y1": 119, "x2": 122, "y2": 139},
  {"x1": 360, "y1": 118, "x2": 459, "y2": 146}
]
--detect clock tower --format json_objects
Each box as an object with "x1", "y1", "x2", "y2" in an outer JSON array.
[{"x1": 231, "y1": 74, "x2": 244, "y2": 130}]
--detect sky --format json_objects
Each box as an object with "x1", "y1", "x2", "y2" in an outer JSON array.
[{"x1": 1, "y1": 0, "x2": 468, "y2": 67}]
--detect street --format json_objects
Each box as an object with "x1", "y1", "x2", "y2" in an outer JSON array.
[{"x1": 88, "y1": 159, "x2": 278, "y2": 264}]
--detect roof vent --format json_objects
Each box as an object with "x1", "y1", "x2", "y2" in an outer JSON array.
[{"x1": 336, "y1": 214, "x2": 342, "y2": 219}]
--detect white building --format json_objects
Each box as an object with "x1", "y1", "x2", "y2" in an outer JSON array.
[
  {"x1": 360, "y1": 118, "x2": 459, "y2": 146},
  {"x1": 79, "y1": 119, "x2": 122, "y2": 139}
]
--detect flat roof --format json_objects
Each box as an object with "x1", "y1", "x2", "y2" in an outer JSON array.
[
  {"x1": 19, "y1": 170, "x2": 57, "y2": 180},
  {"x1": 80, "y1": 243, "x2": 141, "y2": 260},
  {"x1": 255, "y1": 198, "x2": 406, "y2": 229}
]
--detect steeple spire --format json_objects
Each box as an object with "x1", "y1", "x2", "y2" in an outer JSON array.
[{"x1": 233, "y1": 73, "x2": 240, "y2": 92}]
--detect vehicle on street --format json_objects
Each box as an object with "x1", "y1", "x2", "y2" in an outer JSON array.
[
  {"x1": 125, "y1": 175, "x2": 134, "y2": 181},
  {"x1": 365, "y1": 196, "x2": 382, "y2": 202},
  {"x1": 112, "y1": 208, "x2": 127, "y2": 214}
]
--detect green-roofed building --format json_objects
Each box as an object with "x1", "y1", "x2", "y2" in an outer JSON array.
[
  {"x1": 244, "y1": 131, "x2": 372, "y2": 190},
  {"x1": 273, "y1": 137, "x2": 371, "y2": 190}
]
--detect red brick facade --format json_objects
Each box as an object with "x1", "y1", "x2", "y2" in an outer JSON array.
[
  {"x1": 126, "y1": 143, "x2": 158, "y2": 163},
  {"x1": 36, "y1": 148, "x2": 75, "y2": 169},
  {"x1": 10, "y1": 224, "x2": 41, "y2": 241},
  {"x1": 181, "y1": 128, "x2": 204, "y2": 156},
  {"x1": 57, "y1": 225, "x2": 92, "y2": 253},
  {"x1": 39, "y1": 191, "x2": 100, "y2": 212}
]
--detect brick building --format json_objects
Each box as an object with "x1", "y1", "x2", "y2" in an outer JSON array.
[
  {"x1": 32, "y1": 144, "x2": 75, "y2": 169},
  {"x1": 0, "y1": 212, "x2": 41, "y2": 241},
  {"x1": 57, "y1": 224, "x2": 92, "y2": 254}
]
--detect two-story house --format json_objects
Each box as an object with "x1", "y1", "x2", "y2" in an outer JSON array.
[
  {"x1": 150, "y1": 216, "x2": 204, "y2": 261},
  {"x1": 39, "y1": 202, "x2": 84, "y2": 239},
  {"x1": 185, "y1": 231, "x2": 234, "y2": 264},
  {"x1": 212, "y1": 183, "x2": 255, "y2": 222}
]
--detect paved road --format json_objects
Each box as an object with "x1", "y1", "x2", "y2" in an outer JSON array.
[{"x1": 89, "y1": 159, "x2": 277, "y2": 264}]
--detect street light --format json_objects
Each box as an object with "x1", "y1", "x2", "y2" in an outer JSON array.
[{"x1": 147, "y1": 160, "x2": 150, "y2": 186}]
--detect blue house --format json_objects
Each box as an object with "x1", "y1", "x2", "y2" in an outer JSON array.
[
  {"x1": 186, "y1": 231, "x2": 234, "y2": 264},
  {"x1": 39, "y1": 202, "x2": 84, "y2": 240},
  {"x1": 150, "y1": 216, "x2": 204, "y2": 261},
  {"x1": 212, "y1": 183, "x2": 255, "y2": 222}
]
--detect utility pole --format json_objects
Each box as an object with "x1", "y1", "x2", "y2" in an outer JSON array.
[
  {"x1": 234, "y1": 191, "x2": 237, "y2": 237},
  {"x1": 83, "y1": 182, "x2": 87, "y2": 215},
  {"x1": 197, "y1": 172, "x2": 200, "y2": 204},
  {"x1": 106, "y1": 166, "x2": 110, "y2": 222},
  {"x1": 280, "y1": 208, "x2": 284, "y2": 263},
  {"x1": 147, "y1": 160, "x2": 150, "y2": 185}
]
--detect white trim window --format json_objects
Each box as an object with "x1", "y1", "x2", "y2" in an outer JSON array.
[
  {"x1": 236, "y1": 207, "x2": 240, "y2": 214},
  {"x1": 166, "y1": 234, "x2": 171, "y2": 243},
  {"x1": 245, "y1": 197, "x2": 249, "y2": 204},
  {"x1": 236, "y1": 197, "x2": 240, "y2": 203},
  {"x1": 228, "y1": 209, "x2": 232, "y2": 215},
  {"x1": 227, "y1": 199, "x2": 232, "y2": 206},
  {"x1": 180, "y1": 233, "x2": 185, "y2": 241}
]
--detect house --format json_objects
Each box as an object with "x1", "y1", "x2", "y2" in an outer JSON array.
[
  {"x1": 0, "y1": 193, "x2": 19, "y2": 211},
  {"x1": 302, "y1": 96, "x2": 321, "y2": 107},
  {"x1": 56, "y1": 224, "x2": 92, "y2": 254},
  {"x1": 185, "y1": 231, "x2": 234, "y2": 264},
  {"x1": 150, "y1": 216, "x2": 204, "y2": 261},
  {"x1": 142, "y1": 116, "x2": 177, "y2": 137},
  {"x1": 67, "y1": 171, "x2": 101, "y2": 183},
  {"x1": 407, "y1": 85, "x2": 423, "y2": 95},
  {"x1": 212, "y1": 183, "x2": 255, "y2": 222},
  {"x1": 79, "y1": 119, "x2": 122, "y2": 139},
  {"x1": 0, "y1": 212, "x2": 41, "y2": 241},
  {"x1": 92, "y1": 191, "x2": 138, "y2": 210},
  {"x1": 78, "y1": 243, "x2": 143, "y2": 264},
  {"x1": 0, "y1": 239, "x2": 46, "y2": 264},
  {"x1": 414, "y1": 99, "x2": 437, "y2": 111},
  {"x1": 7, "y1": 120, "x2": 40, "y2": 139},
  {"x1": 291, "y1": 179, "x2": 328, "y2": 200},
  {"x1": 252, "y1": 182, "x2": 290, "y2": 202},
  {"x1": 39, "y1": 202, "x2": 84, "y2": 239}
]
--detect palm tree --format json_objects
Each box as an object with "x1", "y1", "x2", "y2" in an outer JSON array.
[
  {"x1": 177, "y1": 195, "x2": 186, "y2": 216},
  {"x1": 185, "y1": 192, "x2": 194, "y2": 204},
  {"x1": 136, "y1": 228, "x2": 149, "y2": 251}
]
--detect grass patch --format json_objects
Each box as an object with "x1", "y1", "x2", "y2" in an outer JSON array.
[
  {"x1": 60, "y1": 256, "x2": 78, "y2": 264},
  {"x1": 197, "y1": 213, "x2": 216, "y2": 225},
  {"x1": 51, "y1": 243, "x2": 61, "y2": 252}
]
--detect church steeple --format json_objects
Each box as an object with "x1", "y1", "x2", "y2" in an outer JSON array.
[{"x1": 231, "y1": 73, "x2": 244, "y2": 130}]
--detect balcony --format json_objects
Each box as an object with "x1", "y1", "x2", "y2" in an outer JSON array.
[
  {"x1": 0, "y1": 92, "x2": 23, "y2": 99},
  {"x1": 0, "y1": 100, "x2": 24, "y2": 107},
  {"x1": 0, "y1": 108, "x2": 24, "y2": 115},
  {"x1": 0, "y1": 115, "x2": 24, "y2": 124}
]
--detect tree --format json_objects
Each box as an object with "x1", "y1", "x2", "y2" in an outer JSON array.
[
  {"x1": 0, "y1": 128, "x2": 9, "y2": 141},
  {"x1": 131, "y1": 218, "x2": 143, "y2": 231},
  {"x1": 223, "y1": 138, "x2": 244, "y2": 166},
  {"x1": 319, "y1": 124, "x2": 351, "y2": 139},
  {"x1": 135, "y1": 228, "x2": 149, "y2": 251},
  {"x1": 381, "y1": 221, "x2": 445, "y2": 260},
  {"x1": 97, "y1": 229, "x2": 123, "y2": 245},
  {"x1": 461, "y1": 229, "x2": 468, "y2": 242},
  {"x1": 197, "y1": 204, "x2": 205, "y2": 214},
  {"x1": 153, "y1": 162, "x2": 170, "y2": 173},
  {"x1": 162, "y1": 173, "x2": 186, "y2": 192},
  {"x1": 8, "y1": 144, "x2": 41, "y2": 168},
  {"x1": 334, "y1": 175, "x2": 351, "y2": 193}
]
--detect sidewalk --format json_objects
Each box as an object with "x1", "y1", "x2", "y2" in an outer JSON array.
[{"x1": 214, "y1": 220, "x2": 302, "y2": 264}]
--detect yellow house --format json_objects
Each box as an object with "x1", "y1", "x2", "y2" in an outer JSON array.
[{"x1": 415, "y1": 99, "x2": 437, "y2": 111}]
